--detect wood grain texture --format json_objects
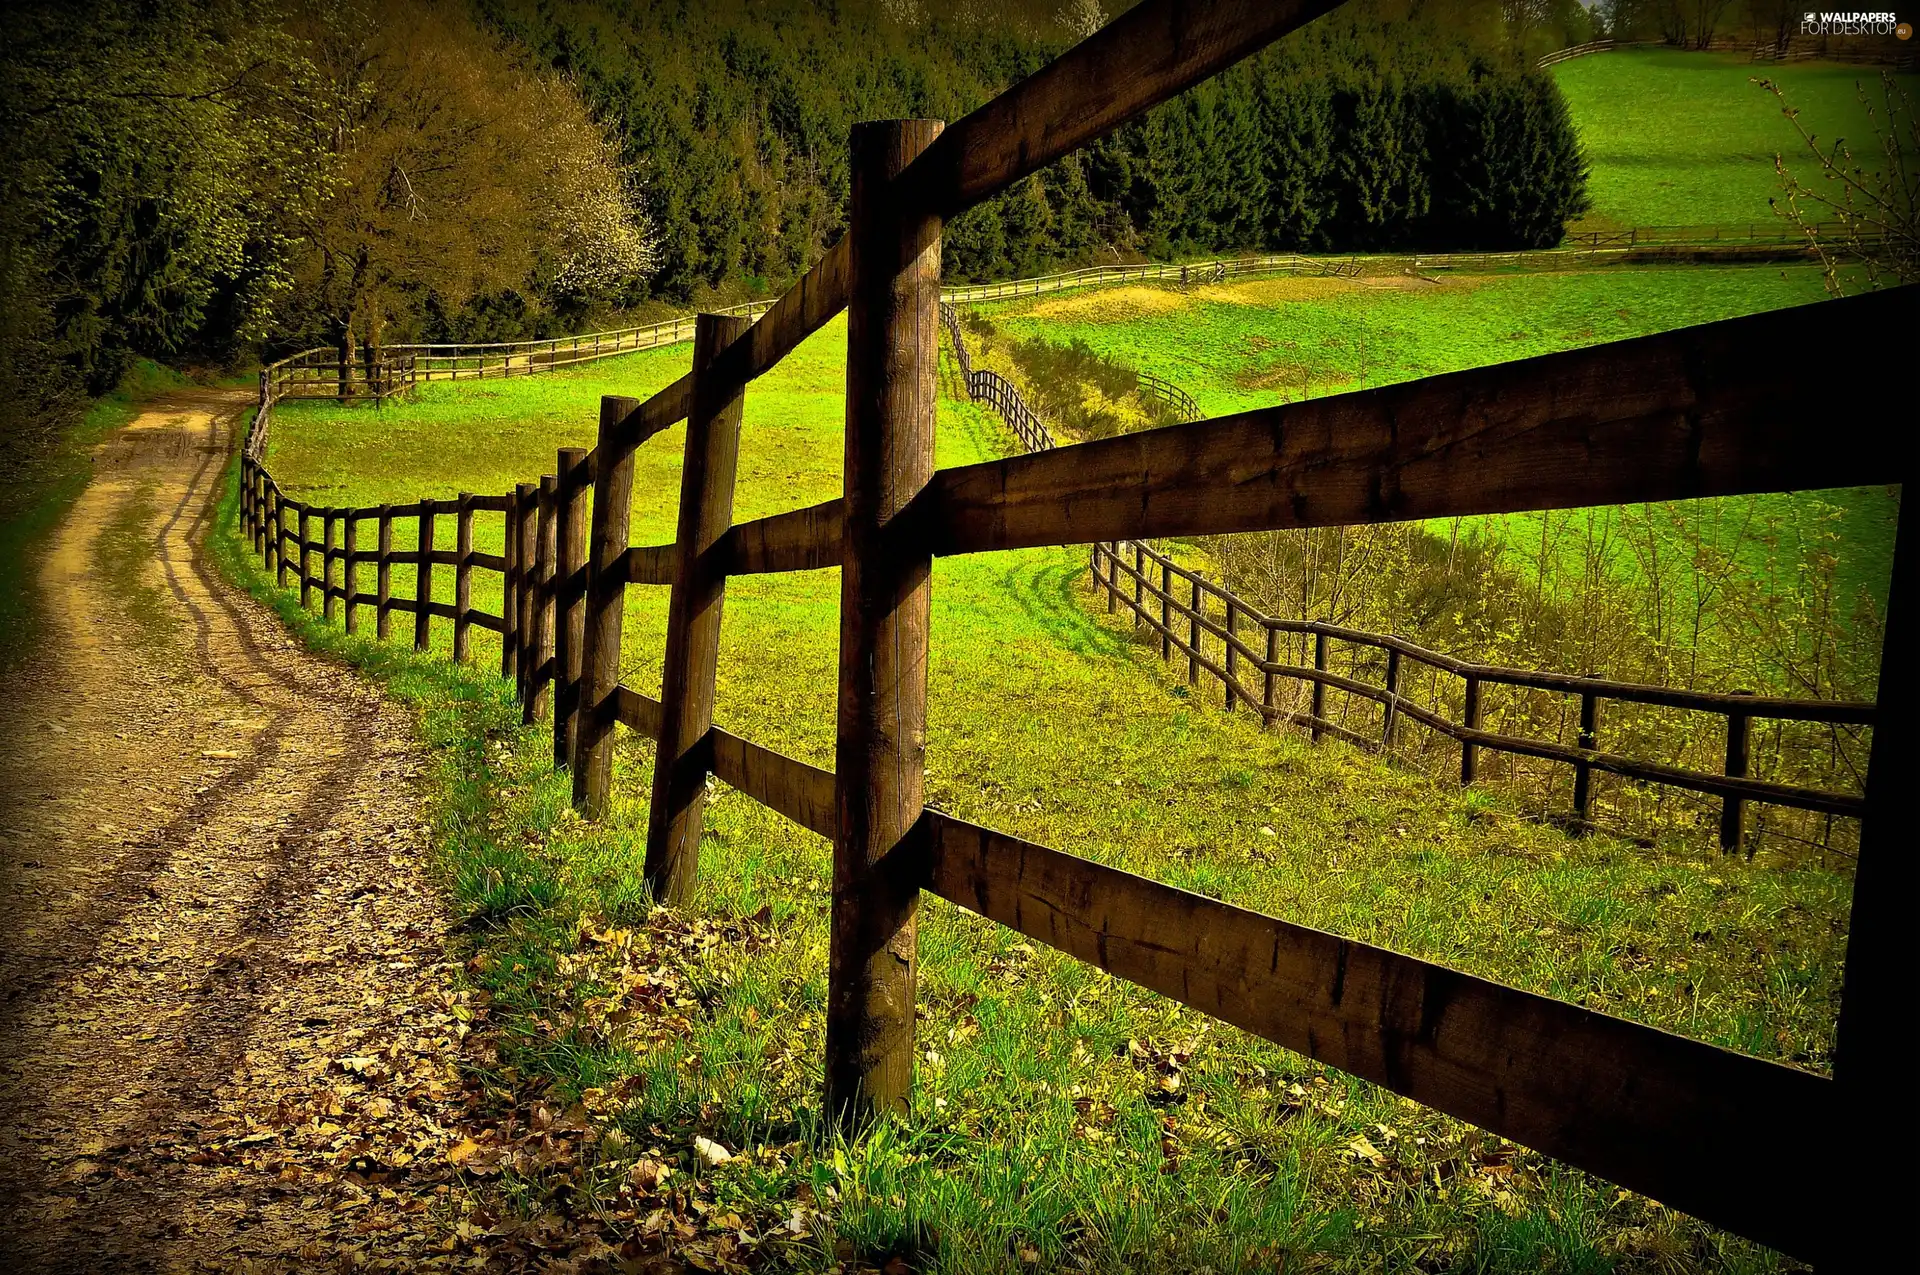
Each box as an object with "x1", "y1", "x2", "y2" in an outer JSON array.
[
  {"x1": 453, "y1": 494, "x2": 474, "y2": 663},
  {"x1": 619, "y1": 543, "x2": 680, "y2": 587},
  {"x1": 1829, "y1": 506, "x2": 1912, "y2": 1268},
  {"x1": 515, "y1": 482, "x2": 539, "y2": 704},
  {"x1": 554, "y1": 447, "x2": 590, "y2": 770},
  {"x1": 723, "y1": 500, "x2": 843, "y2": 575},
  {"x1": 526, "y1": 475, "x2": 558, "y2": 723},
  {"x1": 613, "y1": 685, "x2": 663, "y2": 740},
  {"x1": 575, "y1": 397, "x2": 640, "y2": 818},
  {"x1": 927, "y1": 289, "x2": 1911, "y2": 554},
  {"x1": 414, "y1": 500, "x2": 437, "y2": 652},
  {"x1": 501, "y1": 488, "x2": 519, "y2": 680},
  {"x1": 646, "y1": 313, "x2": 752, "y2": 906},
  {"x1": 376, "y1": 507, "x2": 394, "y2": 640},
  {"x1": 828, "y1": 118, "x2": 944, "y2": 1125},
  {"x1": 921, "y1": 810, "x2": 1831, "y2": 1260},
  {"x1": 343, "y1": 515, "x2": 359, "y2": 635},
  {"x1": 710, "y1": 727, "x2": 835, "y2": 838}
]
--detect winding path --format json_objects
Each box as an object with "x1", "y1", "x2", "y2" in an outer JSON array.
[{"x1": 0, "y1": 390, "x2": 473, "y2": 1271}]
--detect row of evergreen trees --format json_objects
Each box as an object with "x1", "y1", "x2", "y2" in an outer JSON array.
[{"x1": 482, "y1": 0, "x2": 1590, "y2": 305}]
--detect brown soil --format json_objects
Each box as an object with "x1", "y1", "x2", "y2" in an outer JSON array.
[{"x1": 0, "y1": 391, "x2": 481, "y2": 1272}]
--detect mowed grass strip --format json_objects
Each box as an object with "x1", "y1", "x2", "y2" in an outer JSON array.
[{"x1": 255, "y1": 311, "x2": 1841, "y2": 1271}]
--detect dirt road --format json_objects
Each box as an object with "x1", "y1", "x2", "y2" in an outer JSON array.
[{"x1": 0, "y1": 391, "x2": 478, "y2": 1271}]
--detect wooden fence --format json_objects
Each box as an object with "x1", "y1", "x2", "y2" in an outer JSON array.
[
  {"x1": 939, "y1": 301, "x2": 1874, "y2": 855},
  {"x1": 261, "y1": 224, "x2": 1851, "y2": 407},
  {"x1": 237, "y1": 1, "x2": 1912, "y2": 1262}
]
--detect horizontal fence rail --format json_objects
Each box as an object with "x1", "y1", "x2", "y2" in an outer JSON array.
[
  {"x1": 940, "y1": 302, "x2": 1873, "y2": 852},
  {"x1": 234, "y1": 2, "x2": 1910, "y2": 1261}
]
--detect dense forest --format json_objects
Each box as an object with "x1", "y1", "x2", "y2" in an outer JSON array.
[
  {"x1": 1, "y1": 0, "x2": 1601, "y2": 459},
  {"x1": 485, "y1": 0, "x2": 1593, "y2": 298}
]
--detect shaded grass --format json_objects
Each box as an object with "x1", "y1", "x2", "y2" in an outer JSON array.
[{"x1": 246, "y1": 313, "x2": 1841, "y2": 1271}]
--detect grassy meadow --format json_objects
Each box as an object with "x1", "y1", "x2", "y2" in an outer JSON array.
[
  {"x1": 970, "y1": 265, "x2": 1898, "y2": 614},
  {"x1": 1548, "y1": 47, "x2": 1918, "y2": 231},
  {"x1": 247, "y1": 286, "x2": 1852, "y2": 1269}
]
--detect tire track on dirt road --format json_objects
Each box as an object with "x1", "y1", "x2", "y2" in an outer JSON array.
[{"x1": 0, "y1": 389, "x2": 490, "y2": 1272}]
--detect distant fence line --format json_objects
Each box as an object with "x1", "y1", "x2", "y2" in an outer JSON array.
[
  {"x1": 1536, "y1": 35, "x2": 1915, "y2": 70},
  {"x1": 265, "y1": 222, "x2": 1854, "y2": 405},
  {"x1": 937, "y1": 303, "x2": 1873, "y2": 857}
]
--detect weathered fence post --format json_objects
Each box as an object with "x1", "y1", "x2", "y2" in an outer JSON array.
[
  {"x1": 1311, "y1": 629, "x2": 1328, "y2": 742},
  {"x1": 255, "y1": 473, "x2": 269, "y2": 559},
  {"x1": 827, "y1": 117, "x2": 944, "y2": 1128},
  {"x1": 270, "y1": 491, "x2": 285, "y2": 585},
  {"x1": 1461, "y1": 673, "x2": 1482, "y2": 783},
  {"x1": 1133, "y1": 542, "x2": 1145, "y2": 625},
  {"x1": 1574, "y1": 689, "x2": 1599, "y2": 832},
  {"x1": 554, "y1": 447, "x2": 590, "y2": 769},
  {"x1": 1160, "y1": 561, "x2": 1173, "y2": 659},
  {"x1": 453, "y1": 494, "x2": 474, "y2": 663},
  {"x1": 525, "y1": 475, "x2": 558, "y2": 725},
  {"x1": 343, "y1": 515, "x2": 359, "y2": 635},
  {"x1": 376, "y1": 506, "x2": 394, "y2": 641},
  {"x1": 414, "y1": 499, "x2": 436, "y2": 652},
  {"x1": 1188, "y1": 576, "x2": 1202, "y2": 685},
  {"x1": 515, "y1": 482, "x2": 539, "y2": 707},
  {"x1": 299, "y1": 508, "x2": 314, "y2": 609},
  {"x1": 1720, "y1": 690, "x2": 1753, "y2": 854},
  {"x1": 501, "y1": 487, "x2": 520, "y2": 682},
  {"x1": 574, "y1": 396, "x2": 641, "y2": 819},
  {"x1": 1382, "y1": 647, "x2": 1401, "y2": 752},
  {"x1": 1224, "y1": 601, "x2": 1239, "y2": 711},
  {"x1": 1105, "y1": 542, "x2": 1117, "y2": 614},
  {"x1": 1829, "y1": 508, "x2": 1909, "y2": 1270},
  {"x1": 1262, "y1": 625, "x2": 1278, "y2": 729},
  {"x1": 323, "y1": 512, "x2": 339, "y2": 623},
  {"x1": 240, "y1": 458, "x2": 253, "y2": 539},
  {"x1": 644, "y1": 312, "x2": 752, "y2": 905}
]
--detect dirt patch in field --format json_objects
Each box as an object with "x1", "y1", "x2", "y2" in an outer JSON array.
[{"x1": 1023, "y1": 284, "x2": 1192, "y2": 323}]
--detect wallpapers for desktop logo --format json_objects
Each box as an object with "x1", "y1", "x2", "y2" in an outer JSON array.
[{"x1": 1798, "y1": 10, "x2": 1909, "y2": 34}]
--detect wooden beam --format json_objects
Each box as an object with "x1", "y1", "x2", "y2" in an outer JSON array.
[
  {"x1": 619, "y1": 543, "x2": 681, "y2": 587},
  {"x1": 526, "y1": 474, "x2": 558, "y2": 724},
  {"x1": 921, "y1": 810, "x2": 1832, "y2": 1260},
  {"x1": 575, "y1": 397, "x2": 640, "y2": 819},
  {"x1": 897, "y1": 0, "x2": 1343, "y2": 222},
  {"x1": 828, "y1": 118, "x2": 944, "y2": 1126},
  {"x1": 554, "y1": 447, "x2": 590, "y2": 769},
  {"x1": 710, "y1": 727, "x2": 836, "y2": 839},
  {"x1": 926, "y1": 289, "x2": 1911, "y2": 554},
  {"x1": 1829, "y1": 504, "x2": 1913, "y2": 1267},
  {"x1": 723, "y1": 499, "x2": 843, "y2": 575},
  {"x1": 414, "y1": 500, "x2": 437, "y2": 652},
  {"x1": 515, "y1": 482, "x2": 539, "y2": 705},
  {"x1": 645, "y1": 313, "x2": 752, "y2": 907}
]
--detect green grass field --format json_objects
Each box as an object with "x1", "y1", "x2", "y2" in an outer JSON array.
[
  {"x1": 972, "y1": 266, "x2": 1898, "y2": 615},
  {"x1": 1550, "y1": 47, "x2": 1918, "y2": 230},
  {"x1": 251, "y1": 296, "x2": 1848, "y2": 1270}
]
